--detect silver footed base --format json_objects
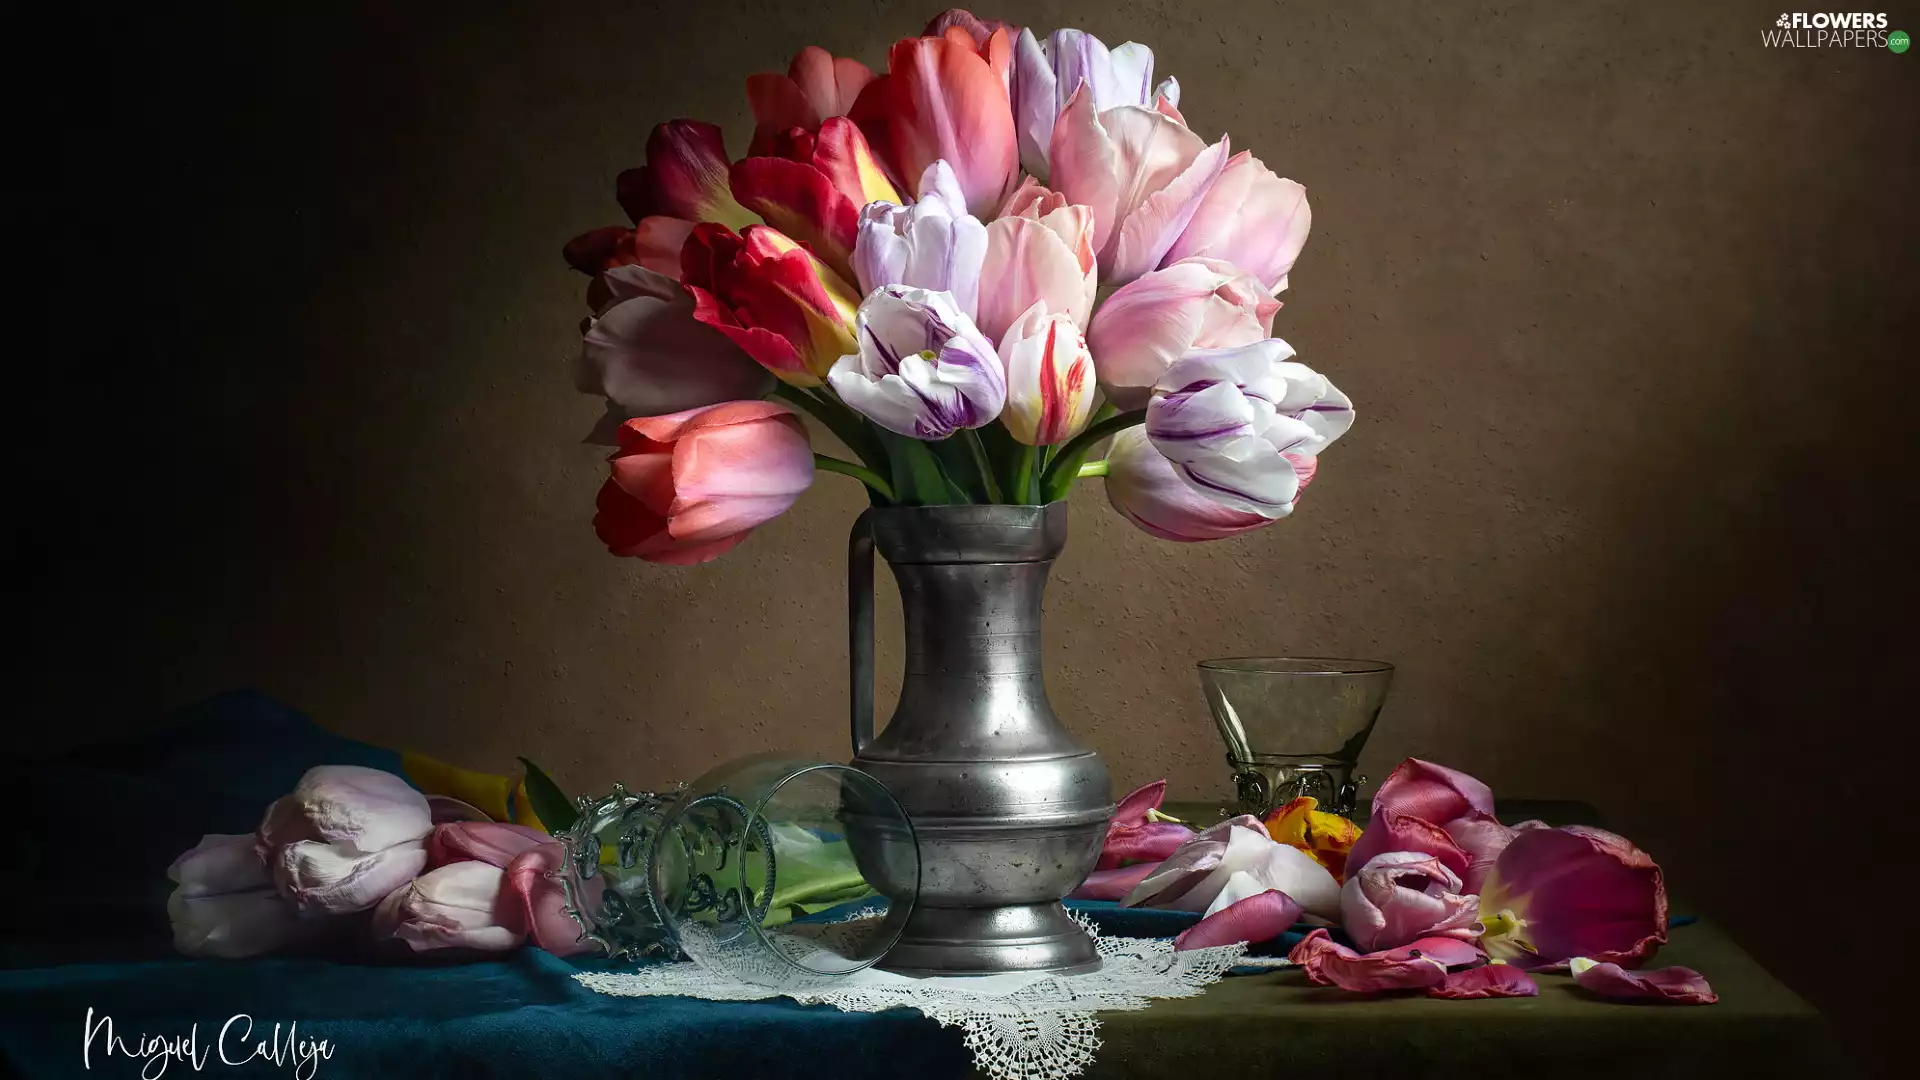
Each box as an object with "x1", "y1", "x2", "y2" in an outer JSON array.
[{"x1": 878, "y1": 901, "x2": 1101, "y2": 976}]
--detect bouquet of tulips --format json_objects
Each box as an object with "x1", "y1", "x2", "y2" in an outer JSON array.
[{"x1": 565, "y1": 8, "x2": 1352, "y2": 564}]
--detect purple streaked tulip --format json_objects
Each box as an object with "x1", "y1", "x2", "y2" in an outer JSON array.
[
  {"x1": 1011, "y1": 27, "x2": 1180, "y2": 180},
  {"x1": 1145, "y1": 341, "x2": 1354, "y2": 517},
  {"x1": 853, "y1": 160, "x2": 987, "y2": 320},
  {"x1": 1085, "y1": 257, "x2": 1278, "y2": 410},
  {"x1": 1047, "y1": 86, "x2": 1229, "y2": 285},
  {"x1": 1163, "y1": 150, "x2": 1311, "y2": 294},
  {"x1": 827, "y1": 285, "x2": 1006, "y2": 439},
  {"x1": 1103, "y1": 428, "x2": 1316, "y2": 543},
  {"x1": 1341, "y1": 851, "x2": 1482, "y2": 953},
  {"x1": 1477, "y1": 825, "x2": 1669, "y2": 970}
]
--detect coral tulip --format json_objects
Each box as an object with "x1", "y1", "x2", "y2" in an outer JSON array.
[
  {"x1": 1145, "y1": 341, "x2": 1353, "y2": 517},
  {"x1": 1477, "y1": 825, "x2": 1668, "y2": 969},
  {"x1": 1011, "y1": 27, "x2": 1179, "y2": 179},
  {"x1": 373, "y1": 861, "x2": 522, "y2": 953},
  {"x1": 594, "y1": 401, "x2": 815, "y2": 566},
  {"x1": 256, "y1": 765, "x2": 433, "y2": 915},
  {"x1": 997, "y1": 301, "x2": 1096, "y2": 446},
  {"x1": 576, "y1": 265, "x2": 775, "y2": 439},
  {"x1": 853, "y1": 160, "x2": 986, "y2": 320},
  {"x1": 827, "y1": 285, "x2": 1006, "y2": 439},
  {"x1": 1341, "y1": 851, "x2": 1482, "y2": 952},
  {"x1": 1047, "y1": 85, "x2": 1229, "y2": 284},
  {"x1": 1085, "y1": 258, "x2": 1278, "y2": 409},
  {"x1": 976, "y1": 178, "x2": 1097, "y2": 343},
  {"x1": 851, "y1": 27, "x2": 1019, "y2": 216},
  {"x1": 1164, "y1": 150, "x2": 1311, "y2": 294},
  {"x1": 746, "y1": 47, "x2": 877, "y2": 156},
  {"x1": 681, "y1": 223, "x2": 861, "y2": 387}
]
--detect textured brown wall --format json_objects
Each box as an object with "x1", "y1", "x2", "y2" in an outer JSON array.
[{"x1": 23, "y1": 0, "x2": 1915, "y2": 1063}]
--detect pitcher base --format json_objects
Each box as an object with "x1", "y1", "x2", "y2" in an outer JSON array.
[{"x1": 877, "y1": 901, "x2": 1101, "y2": 976}]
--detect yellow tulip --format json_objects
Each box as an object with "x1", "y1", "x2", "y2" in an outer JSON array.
[{"x1": 1262, "y1": 796, "x2": 1363, "y2": 883}]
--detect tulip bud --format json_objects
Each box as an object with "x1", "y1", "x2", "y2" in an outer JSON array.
[
  {"x1": 997, "y1": 301, "x2": 1095, "y2": 446},
  {"x1": 853, "y1": 160, "x2": 987, "y2": 320}
]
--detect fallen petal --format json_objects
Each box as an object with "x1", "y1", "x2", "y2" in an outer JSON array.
[
  {"x1": 1071, "y1": 862, "x2": 1160, "y2": 901},
  {"x1": 1120, "y1": 838, "x2": 1226, "y2": 908},
  {"x1": 1570, "y1": 958, "x2": 1717, "y2": 1005},
  {"x1": 1288, "y1": 928, "x2": 1448, "y2": 993},
  {"x1": 1173, "y1": 888, "x2": 1301, "y2": 951},
  {"x1": 1430, "y1": 963, "x2": 1539, "y2": 999},
  {"x1": 1385, "y1": 936, "x2": 1486, "y2": 969}
]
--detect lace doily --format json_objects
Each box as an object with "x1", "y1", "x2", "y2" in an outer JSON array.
[{"x1": 575, "y1": 914, "x2": 1251, "y2": 1080}]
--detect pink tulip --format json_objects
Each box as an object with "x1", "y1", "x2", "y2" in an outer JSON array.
[
  {"x1": 1570, "y1": 958, "x2": 1717, "y2": 1005},
  {"x1": 1095, "y1": 779, "x2": 1194, "y2": 870},
  {"x1": 257, "y1": 765, "x2": 433, "y2": 915},
  {"x1": 746, "y1": 47, "x2": 878, "y2": 156},
  {"x1": 1443, "y1": 811, "x2": 1519, "y2": 895},
  {"x1": 851, "y1": 27, "x2": 1018, "y2": 217},
  {"x1": 1288, "y1": 929, "x2": 1451, "y2": 993},
  {"x1": 1431, "y1": 963, "x2": 1539, "y2": 999},
  {"x1": 1343, "y1": 806, "x2": 1471, "y2": 884},
  {"x1": 1084, "y1": 258, "x2": 1278, "y2": 409},
  {"x1": 426, "y1": 821, "x2": 553, "y2": 870},
  {"x1": 1351, "y1": 758, "x2": 1510, "y2": 893},
  {"x1": 373, "y1": 861, "x2": 524, "y2": 953},
  {"x1": 1478, "y1": 825, "x2": 1668, "y2": 969},
  {"x1": 1371, "y1": 758, "x2": 1497, "y2": 822},
  {"x1": 1163, "y1": 150, "x2": 1311, "y2": 293},
  {"x1": 506, "y1": 842, "x2": 602, "y2": 957},
  {"x1": 976, "y1": 179, "x2": 1096, "y2": 344},
  {"x1": 1341, "y1": 851, "x2": 1482, "y2": 952},
  {"x1": 997, "y1": 301, "x2": 1096, "y2": 446},
  {"x1": 576, "y1": 265, "x2": 775, "y2": 439},
  {"x1": 1047, "y1": 85, "x2": 1230, "y2": 284},
  {"x1": 167, "y1": 834, "x2": 313, "y2": 959},
  {"x1": 594, "y1": 401, "x2": 814, "y2": 566},
  {"x1": 1104, "y1": 428, "x2": 1282, "y2": 542}
]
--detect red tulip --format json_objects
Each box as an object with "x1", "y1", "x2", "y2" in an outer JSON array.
[
  {"x1": 746, "y1": 47, "x2": 877, "y2": 156},
  {"x1": 851, "y1": 27, "x2": 1019, "y2": 216},
  {"x1": 681, "y1": 223, "x2": 861, "y2": 386},
  {"x1": 1477, "y1": 825, "x2": 1668, "y2": 970},
  {"x1": 730, "y1": 117, "x2": 900, "y2": 279},
  {"x1": 594, "y1": 402, "x2": 815, "y2": 566},
  {"x1": 618, "y1": 120, "x2": 760, "y2": 231}
]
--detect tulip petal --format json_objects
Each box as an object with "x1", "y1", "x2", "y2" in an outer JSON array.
[
  {"x1": 1087, "y1": 257, "x2": 1276, "y2": 409},
  {"x1": 169, "y1": 834, "x2": 271, "y2": 898},
  {"x1": 426, "y1": 821, "x2": 553, "y2": 870},
  {"x1": 274, "y1": 839, "x2": 429, "y2": 915},
  {"x1": 978, "y1": 216, "x2": 1094, "y2": 344},
  {"x1": 375, "y1": 861, "x2": 525, "y2": 953},
  {"x1": 646, "y1": 120, "x2": 760, "y2": 230},
  {"x1": 1046, "y1": 87, "x2": 1122, "y2": 255},
  {"x1": 1430, "y1": 963, "x2": 1540, "y2": 999},
  {"x1": 669, "y1": 415, "x2": 815, "y2": 542},
  {"x1": 1108, "y1": 135, "x2": 1229, "y2": 285},
  {"x1": 507, "y1": 842, "x2": 602, "y2": 957},
  {"x1": 1164, "y1": 151, "x2": 1310, "y2": 294},
  {"x1": 1086, "y1": 104, "x2": 1206, "y2": 273},
  {"x1": 1121, "y1": 838, "x2": 1227, "y2": 908},
  {"x1": 1104, "y1": 427, "x2": 1275, "y2": 542},
  {"x1": 1570, "y1": 958, "x2": 1717, "y2": 1005},
  {"x1": 256, "y1": 765, "x2": 433, "y2": 856},
  {"x1": 1289, "y1": 928, "x2": 1449, "y2": 993},
  {"x1": 811, "y1": 116, "x2": 900, "y2": 206},
  {"x1": 1137, "y1": 822, "x2": 1341, "y2": 919},
  {"x1": 1443, "y1": 810, "x2": 1517, "y2": 895},
  {"x1": 1114, "y1": 779, "x2": 1168, "y2": 826},
  {"x1": 1071, "y1": 862, "x2": 1161, "y2": 901},
  {"x1": 851, "y1": 32, "x2": 1017, "y2": 216},
  {"x1": 728, "y1": 156, "x2": 860, "y2": 275},
  {"x1": 1372, "y1": 758, "x2": 1497, "y2": 823},
  {"x1": 1479, "y1": 825, "x2": 1667, "y2": 969},
  {"x1": 1343, "y1": 806, "x2": 1472, "y2": 880},
  {"x1": 1341, "y1": 851, "x2": 1481, "y2": 953},
  {"x1": 1099, "y1": 821, "x2": 1193, "y2": 869},
  {"x1": 581, "y1": 266, "x2": 774, "y2": 419},
  {"x1": 1173, "y1": 888, "x2": 1302, "y2": 951},
  {"x1": 168, "y1": 888, "x2": 311, "y2": 959},
  {"x1": 1388, "y1": 936, "x2": 1486, "y2": 969}
]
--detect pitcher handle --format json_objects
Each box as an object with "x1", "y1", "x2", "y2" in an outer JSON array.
[{"x1": 848, "y1": 508, "x2": 876, "y2": 756}]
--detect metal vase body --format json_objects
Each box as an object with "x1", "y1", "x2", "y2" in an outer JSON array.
[{"x1": 846, "y1": 503, "x2": 1112, "y2": 975}]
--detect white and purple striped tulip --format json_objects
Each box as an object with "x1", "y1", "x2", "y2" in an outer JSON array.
[
  {"x1": 852, "y1": 161, "x2": 988, "y2": 321},
  {"x1": 1012, "y1": 27, "x2": 1181, "y2": 180},
  {"x1": 828, "y1": 285, "x2": 1007, "y2": 439},
  {"x1": 1145, "y1": 341, "x2": 1353, "y2": 517}
]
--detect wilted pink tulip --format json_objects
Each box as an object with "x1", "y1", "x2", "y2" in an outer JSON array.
[
  {"x1": 1478, "y1": 825, "x2": 1668, "y2": 969},
  {"x1": 576, "y1": 265, "x2": 775, "y2": 439},
  {"x1": 747, "y1": 46, "x2": 878, "y2": 155},
  {"x1": 594, "y1": 402, "x2": 815, "y2": 566},
  {"x1": 1341, "y1": 851, "x2": 1482, "y2": 952},
  {"x1": 1104, "y1": 428, "x2": 1302, "y2": 543},
  {"x1": 1570, "y1": 958, "x2": 1716, "y2": 1005},
  {"x1": 997, "y1": 301, "x2": 1096, "y2": 446},
  {"x1": 1163, "y1": 150, "x2": 1310, "y2": 294},
  {"x1": 1343, "y1": 806, "x2": 1471, "y2": 884},
  {"x1": 1348, "y1": 758, "x2": 1510, "y2": 893},
  {"x1": 1084, "y1": 258, "x2": 1278, "y2": 409},
  {"x1": 257, "y1": 766, "x2": 433, "y2": 915},
  {"x1": 506, "y1": 842, "x2": 601, "y2": 957},
  {"x1": 168, "y1": 834, "x2": 313, "y2": 958},
  {"x1": 1371, "y1": 758, "x2": 1497, "y2": 822},
  {"x1": 1047, "y1": 85, "x2": 1230, "y2": 284},
  {"x1": 426, "y1": 821, "x2": 553, "y2": 870},
  {"x1": 976, "y1": 179, "x2": 1097, "y2": 343},
  {"x1": 373, "y1": 861, "x2": 523, "y2": 953}
]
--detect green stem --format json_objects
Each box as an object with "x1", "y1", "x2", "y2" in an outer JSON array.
[
  {"x1": 814, "y1": 454, "x2": 895, "y2": 501},
  {"x1": 1039, "y1": 407, "x2": 1145, "y2": 498},
  {"x1": 1077, "y1": 459, "x2": 1109, "y2": 479},
  {"x1": 1010, "y1": 445, "x2": 1037, "y2": 506},
  {"x1": 962, "y1": 431, "x2": 1004, "y2": 503},
  {"x1": 773, "y1": 384, "x2": 887, "y2": 475}
]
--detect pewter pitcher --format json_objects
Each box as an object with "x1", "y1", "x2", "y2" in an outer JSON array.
[{"x1": 844, "y1": 502, "x2": 1112, "y2": 975}]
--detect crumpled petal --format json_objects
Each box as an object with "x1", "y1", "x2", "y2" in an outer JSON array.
[
  {"x1": 1570, "y1": 958, "x2": 1717, "y2": 1005},
  {"x1": 1341, "y1": 851, "x2": 1481, "y2": 952},
  {"x1": 1172, "y1": 885, "x2": 1302, "y2": 951},
  {"x1": 1120, "y1": 838, "x2": 1227, "y2": 909},
  {"x1": 256, "y1": 765, "x2": 433, "y2": 856},
  {"x1": 373, "y1": 861, "x2": 525, "y2": 953},
  {"x1": 1262, "y1": 796, "x2": 1363, "y2": 883},
  {"x1": 1388, "y1": 936, "x2": 1485, "y2": 969},
  {"x1": 1343, "y1": 806, "x2": 1471, "y2": 882},
  {"x1": 1443, "y1": 810, "x2": 1517, "y2": 895},
  {"x1": 1289, "y1": 928, "x2": 1448, "y2": 993},
  {"x1": 272, "y1": 839, "x2": 429, "y2": 915},
  {"x1": 1430, "y1": 963, "x2": 1539, "y2": 999},
  {"x1": 1125, "y1": 820, "x2": 1339, "y2": 919}
]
